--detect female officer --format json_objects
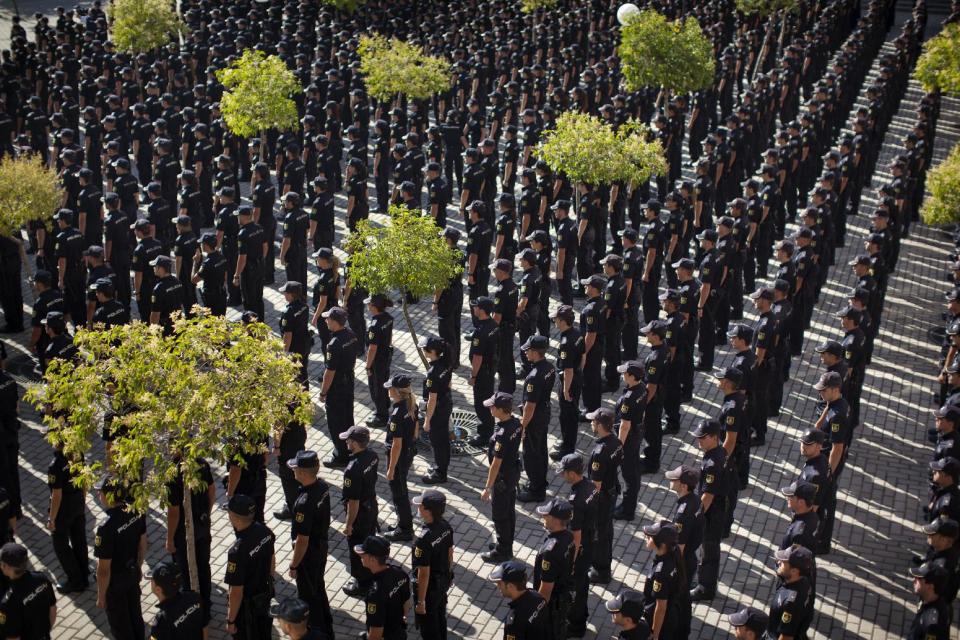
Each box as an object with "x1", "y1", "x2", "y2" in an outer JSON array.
[
  {"x1": 311, "y1": 248, "x2": 340, "y2": 354},
  {"x1": 420, "y1": 336, "x2": 452, "y2": 485},
  {"x1": 345, "y1": 157, "x2": 369, "y2": 232},
  {"x1": 384, "y1": 374, "x2": 418, "y2": 542},
  {"x1": 642, "y1": 520, "x2": 690, "y2": 640}
]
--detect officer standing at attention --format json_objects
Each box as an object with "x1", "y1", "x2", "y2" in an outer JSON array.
[
  {"x1": 234, "y1": 205, "x2": 267, "y2": 321},
  {"x1": 435, "y1": 228, "x2": 464, "y2": 366},
  {"x1": 286, "y1": 450, "x2": 334, "y2": 638},
  {"x1": 355, "y1": 535, "x2": 411, "y2": 640},
  {"x1": 411, "y1": 489, "x2": 455, "y2": 640},
  {"x1": 467, "y1": 297, "x2": 499, "y2": 447},
  {"x1": 579, "y1": 275, "x2": 607, "y2": 417},
  {"x1": 146, "y1": 560, "x2": 204, "y2": 640},
  {"x1": 533, "y1": 498, "x2": 576, "y2": 637},
  {"x1": 558, "y1": 453, "x2": 596, "y2": 638},
  {"x1": 148, "y1": 255, "x2": 184, "y2": 335},
  {"x1": 420, "y1": 336, "x2": 453, "y2": 485},
  {"x1": 53, "y1": 209, "x2": 86, "y2": 324},
  {"x1": 519, "y1": 335, "x2": 554, "y2": 502},
  {"x1": 319, "y1": 307, "x2": 359, "y2": 468},
  {"x1": 665, "y1": 464, "x2": 703, "y2": 589},
  {"x1": 613, "y1": 360, "x2": 646, "y2": 522},
  {"x1": 812, "y1": 371, "x2": 851, "y2": 554},
  {"x1": 640, "y1": 321, "x2": 668, "y2": 474},
  {"x1": 602, "y1": 254, "x2": 627, "y2": 389},
  {"x1": 714, "y1": 366, "x2": 747, "y2": 538},
  {"x1": 383, "y1": 374, "x2": 417, "y2": 542},
  {"x1": 604, "y1": 590, "x2": 652, "y2": 639},
  {"x1": 364, "y1": 294, "x2": 395, "y2": 429},
  {"x1": 489, "y1": 560, "x2": 548, "y2": 637},
  {"x1": 191, "y1": 233, "x2": 228, "y2": 316},
  {"x1": 689, "y1": 419, "x2": 727, "y2": 602},
  {"x1": 132, "y1": 219, "x2": 164, "y2": 321},
  {"x1": 587, "y1": 408, "x2": 622, "y2": 585},
  {"x1": 94, "y1": 476, "x2": 147, "y2": 640},
  {"x1": 481, "y1": 392, "x2": 522, "y2": 563},
  {"x1": 340, "y1": 425, "x2": 380, "y2": 598},
  {"x1": 551, "y1": 305, "x2": 584, "y2": 460},
  {"x1": 0, "y1": 543, "x2": 57, "y2": 639},
  {"x1": 279, "y1": 282, "x2": 312, "y2": 387},
  {"x1": 727, "y1": 606, "x2": 768, "y2": 640},
  {"x1": 28, "y1": 271, "x2": 64, "y2": 371},
  {"x1": 907, "y1": 562, "x2": 952, "y2": 640},
  {"x1": 90, "y1": 278, "x2": 130, "y2": 328},
  {"x1": 271, "y1": 597, "x2": 326, "y2": 639},
  {"x1": 641, "y1": 521, "x2": 689, "y2": 639},
  {"x1": 47, "y1": 440, "x2": 88, "y2": 594},
  {"x1": 224, "y1": 494, "x2": 276, "y2": 640},
  {"x1": 768, "y1": 546, "x2": 815, "y2": 640},
  {"x1": 491, "y1": 258, "x2": 519, "y2": 394}
]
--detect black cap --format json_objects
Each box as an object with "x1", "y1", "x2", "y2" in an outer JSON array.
[
  {"x1": 910, "y1": 560, "x2": 949, "y2": 582},
  {"x1": 774, "y1": 545, "x2": 813, "y2": 571},
  {"x1": 659, "y1": 289, "x2": 680, "y2": 304},
  {"x1": 149, "y1": 255, "x2": 174, "y2": 271},
  {"x1": 800, "y1": 428, "x2": 826, "y2": 445},
  {"x1": 726, "y1": 324, "x2": 754, "y2": 342},
  {"x1": 418, "y1": 336, "x2": 447, "y2": 353},
  {"x1": 526, "y1": 229, "x2": 549, "y2": 244},
  {"x1": 200, "y1": 232, "x2": 217, "y2": 247},
  {"x1": 0, "y1": 543, "x2": 28, "y2": 569},
  {"x1": 641, "y1": 520, "x2": 679, "y2": 547},
  {"x1": 922, "y1": 516, "x2": 960, "y2": 537},
  {"x1": 520, "y1": 335, "x2": 549, "y2": 351},
  {"x1": 780, "y1": 481, "x2": 817, "y2": 502},
  {"x1": 935, "y1": 404, "x2": 960, "y2": 421},
  {"x1": 53, "y1": 208, "x2": 74, "y2": 223},
  {"x1": 412, "y1": 489, "x2": 446, "y2": 509},
  {"x1": 672, "y1": 257, "x2": 696, "y2": 270},
  {"x1": 339, "y1": 425, "x2": 371, "y2": 445},
  {"x1": 749, "y1": 286, "x2": 774, "y2": 301},
  {"x1": 383, "y1": 374, "x2": 411, "y2": 389},
  {"x1": 518, "y1": 248, "x2": 537, "y2": 264},
  {"x1": 353, "y1": 534, "x2": 390, "y2": 557},
  {"x1": 363, "y1": 294, "x2": 394, "y2": 309},
  {"x1": 620, "y1": 227, "x2": 639, "y2": 242},
  {"x1": 836, "y1": 306, "x2": 862, "y2": 323},
  {"x1": 640, "y1": 320, "x2": 668, "y2": 337},
  {"x1": 535, "y1": 497, "x2": 573, "y2": 519},
  {"x1": 691, "y1": 419, "x2": 722, "y2": 438},
  {"x1": 849, "y1": 254, "x2": 872, "y2": 267},
  {"x1": 616, "y1": 360, "x2": 645, "y2": 377},
  {"x1": 930, "y1": 456, "x2": 960, "y2": 478},
  {"x1": 482, "y1": 391, "x2": 514, "y2": 410},
  {"x1": 728, "y1": 607, "x2": 769, "y2": 633},
  {"x1": 270, "y1": 597, "x2": 310, "y2": 623},
  {"x1": 41, "y1": 311, "x2": 66, "y2": 331},
  {"x1": 697, "y1": 229, "x2": 719, "y2": 242},
  {"x1": 580, "y1": 274, "x2": 607, "y2": 291},
  {"x1": 227, "y1": 494, "x2": 257, "y2": 516},
  {"x1": 664, "y1": 464, "x2": 699, "y2": 486},
  {"x1": 489, "y1": 560, "x2": 527, "y2": 583},
  {"x1": 813, "y1": 371, "x2": 843, "y2": 390},
  {"x1": 714, "y1": 367, "x2": 743, "y2": 385},
  {"x1": 312, "y1": 247, "x2": 334, "y2": 261},
  {"x1": 147, "y1": 559, "x2": 182, "y2": 591},
  {"x1": 814, "y1": 340, "x2": 845, "y2": 357},
  {"x1": 605, "y1": 590, "x2": 644, "y2": 621},
  {"x1": 556, "y1": 453, "x2": 584, "y2": 474},
  {"x1": 585, "y1": 407, "x2": 614, "y2": 427},
  {"x1": 471, "y1": 296, "x2": 495, "y2": 313},
  {"x1": 279, "y1": 281, "x2": 303, "y2": 295},
  {"x1": 551, "y1": 198, "x2": 571, "y2": 211},
  {"x1": 550, "y1": 304, "x2": 576, "y2": 323},
  {"x1": 321, "y1": 307, "x2": 348, "y2": 324},
  {"x1": 91, "y1": 277, "x2": 115, "y2": 295},
  {"x1": 491, "y1": 258, "x2": 513, "y2": 273},
  {"x1": 286, "y1": 450, "x2": 320, "y2": 469},
  {"x1": 83, "y1": 245, "x2": 105, "y2": 258}
]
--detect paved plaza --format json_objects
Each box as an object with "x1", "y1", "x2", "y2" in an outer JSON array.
[{"x1": 3, "y1": 9, "x2": 960, "y2": 640}]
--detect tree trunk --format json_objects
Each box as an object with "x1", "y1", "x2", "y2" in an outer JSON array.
[
  {"x1": 401, "y1": 294, "x2": 429, "y2": 370},
  {"x1": 182, "y1": 481, "x2": 201, "y2": 593},
  {"x1": 258, "y1": 130, "x2": 267, "y2": 165}
]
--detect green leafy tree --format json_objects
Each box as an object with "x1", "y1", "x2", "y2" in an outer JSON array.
[
  {"x1": 320, "y1": 0, "x2": 366, "y2": 11},
  {"x1": 922, "y1": 143, "x2": 960, "y2": 226},
  {"x1": 519, "y1": 0, "x2": 558, "y2": 10},
  {"x1": 26, "y1": 312, "x2": 311, "y2": 592},
  {"x1": 735, "y1": 0, "x2": 798, "y2": 79},
  {"x1": 915, "y1": 23, "x2": 960, "y2": 95},
  {"x1": 536, "y1": 111, "x2": 666, "y2": 187},
  {"x1": 0, "y1": 155, "x2": 62, "y2": 237},
  {"x1": 358, "y1": 35, "x2": 451, "y2": 103},
  {"x1": 107, "y1": 0, "x2": 183, "y2": 53},
  {"x1": 344, "y1": 205, "x2": 463, "y2": 369},
  {"x1": 618, "y1": 9, "x2": 715, "y2": 95},
  {"x1": 217, "y1": 50, "x2": 302, "y2": 157}
]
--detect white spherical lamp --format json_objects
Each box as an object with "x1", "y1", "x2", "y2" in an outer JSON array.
[{"x1": 617, "y1": 3, "x2": 640, "y2": 25}]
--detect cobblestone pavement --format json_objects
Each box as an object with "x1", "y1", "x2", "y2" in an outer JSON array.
[{"x1": 4, "y1": 14, "x2": 960, "y2": 640}]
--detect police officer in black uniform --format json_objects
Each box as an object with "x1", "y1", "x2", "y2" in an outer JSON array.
[
  {"x1": 768, "y1": 546, "x2": 815, "y2": 640},
  {"x1": 420, "y1": 336, "x2": 453, "y2": 484},
  {"x1": 557, "y1": 453, "x2": 596, "y2": 638},
  {"x1": 286, "y1": 450, "x2": 334, "y2": 638},
  {"x1": 533, "y1": 498, "x2": 576, "y2": 637},
  {"x1": 191, "y1": 233, "x2": 228, "y2": 316},
  {"x1": 489, "y1": 560, "x2": 548, "y2": 637},
  {"x1": 604, "y1": 589, "x2": 652, "y2": 639},
  {"x1": 689, "y1": 419, "x2": 727, "y2": 602},
  {"x1": 0, "y1": 543, "x2": 57, "y2": 639},
  {"x1": 579, "y1": 275, "x2": 607, "y2": 416},
  {"x1": 94, "y1": 475, "x2": 147, "y2": 640},
  {"x1": 907, "y1": 561, "x2": 952, "y2": 640},
  {"x1": 165, "y1": 456, "x2": 214, "y2": 627},
  {"x1": 340, "y1": 425, "x2": 380, "y2": 597},
  {"x1": 714, "y1": 366, "x2": 748, "y2": 538},
  {"x1": 147, "y1": 560, "x2": 204, "y2": 640},
  {"x1": 613, "y1": 360, "x2": 646, "y2": 521},
  {"x1": 270, "y1": 597, "x2": 326, "y2": 640},
  {"x1": 132, "y1": 219, "x2": 163, "y2": 321},
  {"x1": 149, "y1": 255, "x2": 184, "y2": 335},
  {"x1": 467, "y1": 297, "x2": 499, "y2": 446},
  {"x1": 481, "y1": 392, "x2": 521, "y2": 563},
  {"x1": 492, "y1": 258, "x2": 519, "y2": 393},
  {"x1": 587, "y1": 408, "x2": 622, "y2": 585},
  {"x1": 519, "y1": 335, "x2": 555, "y2": 502},
  {"x1": 640, "y1": 320, "x2": 669, "y2": 473},
  {"x1": 551, "y1": 306, "x2": 584, "y2": 460},
  {"x1": 47, "y1": 440, "x2": 88, "y2": 594},
  {"x1": 234, "y1": 205, "x2": 267, "y2": 321},
  {"x1": 812, "y1": 371, "x2": 851, "y2": 554},
  {"x1": 383, "y1": 374, "x2": 417, "y2": 542},
  {"x1": 602, "y1": 254, "x2": 627, "y2": 389},
  {"x1": 364, "y1": 294, "x2": 395, "y2": 429},
  {"x1": 436, "y1": 228, "x2": 464, "y2": 366},
  {"x1": 411, "y1": 489, "x2": 455, "y2": 640},
  {"x1": 52, "y1": 208, "x2": 86, "y2": 325},
  {"x1": 355, "y1": 534, "x2": 411, "y2": 640},
  {"x1": 640, "y1": 521, "x2": 689, "y2": 639},
  {"x1": 29, "y1": 271, "x2": 64, "y2": 372},
  {"x1": 224, "y1": 494, "x2": 276, "y2": 640},
  {"x1": 319, "y1": 307, "x2": 359, "y2": 467},
  {"x1": 279, "y1": 282, "x2": 312, "y2": 387}
]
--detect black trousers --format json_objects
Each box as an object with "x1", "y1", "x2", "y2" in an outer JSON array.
[
  {"x1": 0, "y1": 258, "x2": 23, "y2": 330},
  {"x1": 389, "y1": 460, "x2": 413, "y2": 532},
  {"x1": 517, "y1": 311, "x2": 536, "y2": 375},
  {"x1": 582, "y1": 344, "x2": 604, "y2": 412},
  {"x1": 491, "y1": 478, "x2": 516, "y2": 555},
  {"x1": 106, "y1": 578, "x2": 144, "y2": 640},
  {"x1": 284, "y1": 251, "x2": 308, "y2": 294},
  {"x1": 522, "y1": 417, "x2": 549, "y2": 496},
  {"x1": 697, "y1": 301, "x2": 717, "y2": 368},
  {"x1": 681, "y1": 321, "x2": 698, "y2": 399},
  {"x1": 642, "y1": 274, "x2": 661, "y2": 324},
  {"x1": 428, "y1": 401, "x2": 452, "y2": 476},
  {"x1": 619, "y1": 435, "x2": 642, "y2": 515},
  {"x1": 603, "y1": 316, "x2": 623, "y2": 384},
  {"x1": 592, "y1": 491, "x2": 615, "y2": 576},
  {"x1": 664, "y1": 362, "x2": 682, "y2": 426},
  {"x1": 224, "y1": 249, "x2": 241, "y2": 305},
  {"x1": 472, "y1": 369, "x2": 495, "y2": 439},
  {"x1": 497, "y1": 323, "x2": 516, "y2": 393},
  {"x1": 368, "y1": 359, "x2": 391, "y2": 422},
  {"x1": 233, "y1": 604, "x2": 272, "y2": 640},
  {"x1": 622, "y1": 305, "x2": 640, "y2": 361},
  {"x1": 697, "y1": 499, "x2": 726, "y2": 593},
  {"x1": 113, "y1": 257, "x2": 132, "y2": 307},
  {"x1": 261, "y1": 218, "x2": 276, "y2": 282},
  {"x1": 174, "y1": 536, "x2": 212, "y2": 625},
  {"x1": 325, "y1": 389, "x2": 354, "y2": 460},
  {"x1": 568, "y1": 541, "x2": 593, "y2": 631},
  {"x1": 753, "y1": 365, "x2": 771, "y2": 440},
  {"x1": 437, "y1": 310, "x2": 461, "y2": 366},
  {"x1": 240, "y1": 265, "x2": 265, "y2": 320},
  {"x1": 0, "y1": 441, "x2": 19, "y2": 516},
  {"x1": 558, "y1": 380, "x2": 582, "y2": 454},
  {"x1": 641, "y1": 399, "x2": 664, "y2": 468},
  {"x1": 52, "y1": 504, "x2": 87, "y2": 585},
  {"x1": 349, "y1": 511, "x2": 378, "y2": 586},
  {"x1": 557, "y1": 273, "x2": 574, "y2": 305},
  {"x1": 201, "y1": 289, "x2": 227, "y2": 316},
  {"x1": 297, "y1": 551, "x2": 334, "y2": 638},
  {"x1": 279, "y1": 423, "x2": 307, "y2": 509},
  {"x1": 416, "y1": 584, "x2": 448, "y2": 640}
]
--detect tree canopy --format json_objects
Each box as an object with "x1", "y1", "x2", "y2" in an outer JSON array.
[
  {"x1": 320, "y1": 0, "x2": 366, "y2": 11},
  {"x1": 217, "y1": 50, "x2": 302, "y2": 139},
  {"x1": 358, "y1": 35, "x2": 452, "y2": 102},
  {"x1": 921, "y1": 142, "x2": 960, "y2": 227},
  {"x1": 915, "y1": 23, "x2": 960, "y2": 95},
  {"x1": 519, "y1": 0, "x2": 559, "y2": 12},
  {"x1": 107, "y1": 0, "x2": 183, "y2": 53},
  {"x1": 25, "y1": 312, "x2": 311, "y2": 514},
  {"x1": 0, "y1": 155, "x2": 63, "y2": 237},
  {"x1": 618, "y1": 9, "x2": 715, "y2": 94},
  {"x1": 734, "y1": 0, "x2": 797, "y2": 16},
  {"x1": 536, "y1": 111, "x2": 666, "y2": 186},
  {"x1": 345, "y1": 205, "x2": 463, "y2": 367}
]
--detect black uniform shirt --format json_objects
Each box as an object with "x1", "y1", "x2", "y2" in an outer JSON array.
[
  {"x1": 643, "y1": 551, "x2": 680, "y2": 603},
  {"x1": 580, "y1": 295, "x2": 606, "y2": 336},
  {"x1": 616, "y1": 384, "x2": 645, "y2": 441},
  {"x1": 767, "y1": 578, "x2": 812, "y2": 639},
  {"x1": 780, "y1": 511, "x2": 819, "y2": 551},
  {"x1": 821, "y1": 397, "x2": 852, "y2": 450},
  {"x1": 237, "y1": 222, "x2": 265, "y2": 268},
  {"x1": 292, "y1": 479, "x2": 331, "y2": 559},
  {"x1": 94, "y1": 507, "x2": 147, "y2": 584},
  {"x1": 469, "y1": 318, "x2": 499, "y2": 363},
  {"x1": 412, "y1": 518, "x2": 454, "y2": 590},
  {"x1": 698, "y1": 446, "x2": 727, "y2": 497},
  {"x1": 280, "y1": 299, "x2": 311, "y2": 354},
  {"x1": 197, "y1": 250, "x2": 228, "y2": 296},
  {"x1": 150, "y1": 590, "x2": 204, "y2": 640},
  {"x1": 504, "y1": 589, "x2": 548, "y2": 638},
  {"x1": 365, "y1": 564, "x2": 410, "y2": 633},
  {"x1": 386, "y1": 400, "x2": 416, "y2": 459},
  {"x1": 494, "y1": 278, "x2": 519, "y2": 325},
  {"x1": 0, "y1": 571, "x2": 55, "y2": 639},
  {"x1": 589, "y1": 433, "x2": 623, "y2": 492},
  {"x1": 798, "y1": 454, "x2": 831, "y2": 507},
  {"x1": 223, "y1": 520, "x2": 275, "y2": 597},
  {"x1": 325, "y1": 328, "x2": 359, "y2": 390},
  {"x1": 907, "y1": 599, "x2": 951, "y2": 640},
  {"x1": 166, "y1": 459, "x2": 214, "y2": 545},
  {"x1": 533, "y1": 529, "x2": 575, "y2": 591},
  {"x1": 523, "y1": 360, "x2": 555, "y2": 415},
  {"x1": 673, "y1": 492, "x2": 703, "y2": 549}
]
